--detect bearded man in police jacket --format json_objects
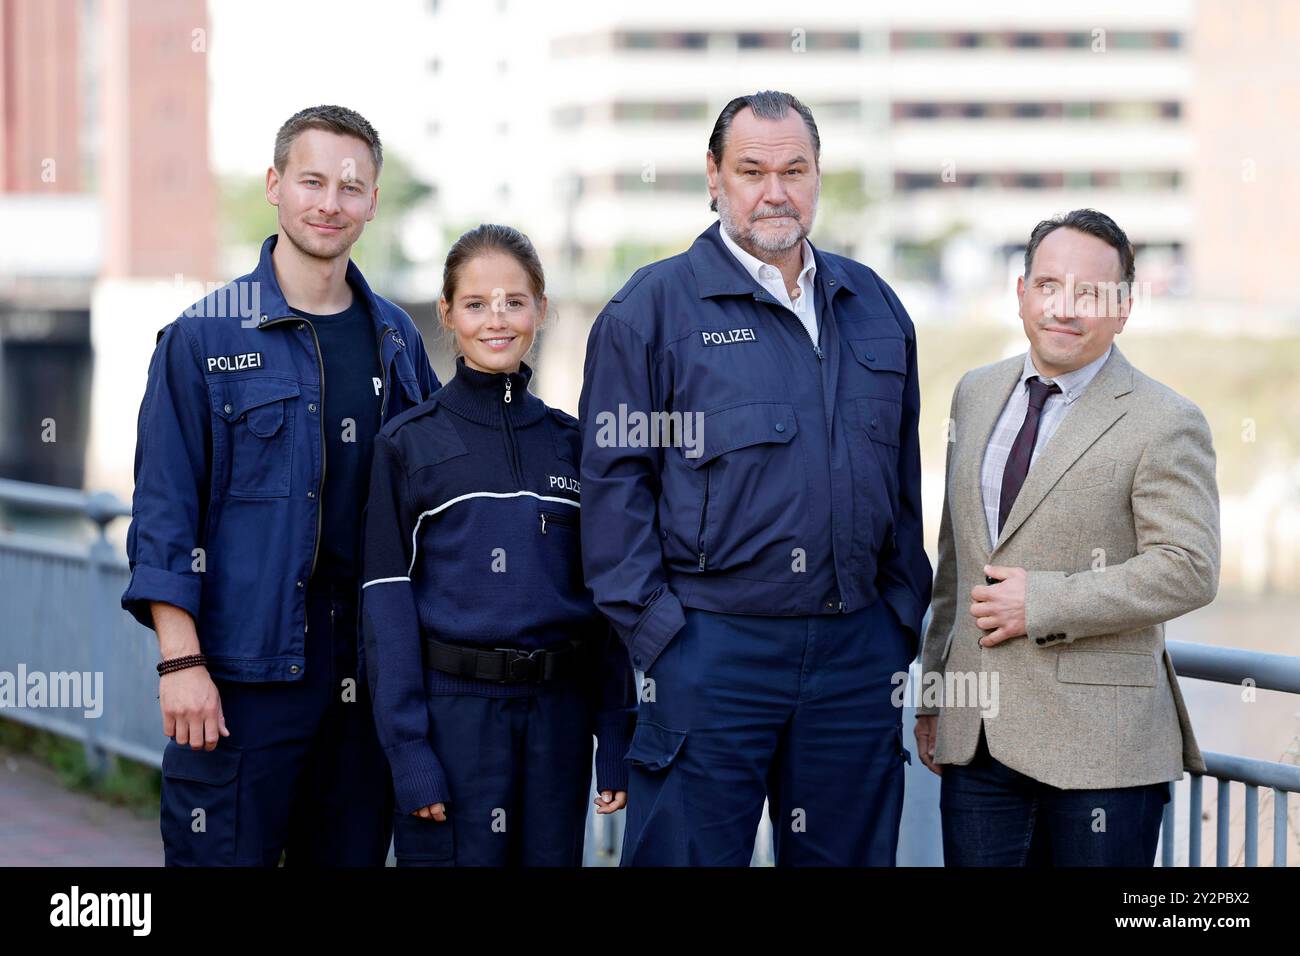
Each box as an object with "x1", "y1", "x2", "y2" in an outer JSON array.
[{"x1": 579, "y1": 90, "x2": 932, "y2": 866}]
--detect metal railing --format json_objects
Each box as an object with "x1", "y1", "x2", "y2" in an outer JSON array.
[
  {"x1": 1, "y1": 477, "x2": 1296, "y2": 866},
  {"x1": 0, "y1": 478, "x2": 150, "y2": 772},
  {"x1": 1161, "y1": 640, "x2": 1300, "y2": 867},
  {"x1": 0, "y1": 476, "x2": 628, "y2": 864}
]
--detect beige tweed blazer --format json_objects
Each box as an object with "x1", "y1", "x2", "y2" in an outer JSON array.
[{"x1": 918, "y1": 345, "x2": 1217, "y2": 789}]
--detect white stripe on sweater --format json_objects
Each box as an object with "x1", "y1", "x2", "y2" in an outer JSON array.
[
  {"x1": 407, "y1": 490, "x2": 580, "y2": 576},
  {"x1": 361, "y1": 575, "x2": 411, "y2": 589}
]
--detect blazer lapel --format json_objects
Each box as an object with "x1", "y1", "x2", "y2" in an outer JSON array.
[
  {"x1": 991, "y1": 346, "x2": 1135, "y2": 555},
  {"x1": 958, "y1": 356, "x2": 1024, "y2": 558}
]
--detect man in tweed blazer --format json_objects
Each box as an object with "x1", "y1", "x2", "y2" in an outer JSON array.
[{"x1": 914, "y1": 209, "x2": 1219, "y2": 866}]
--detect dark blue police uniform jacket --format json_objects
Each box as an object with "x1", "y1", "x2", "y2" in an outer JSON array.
[
  {"x1": 578, "y1": 221, "x2": 932, "y2": 672},
  {"x1": 121, "y1": 234, "x2": 441, "y2": 682}
]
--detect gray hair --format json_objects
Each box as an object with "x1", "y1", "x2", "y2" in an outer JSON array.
[{"x1": 707, "y1": 91, "x2": 820, "y2": 212}]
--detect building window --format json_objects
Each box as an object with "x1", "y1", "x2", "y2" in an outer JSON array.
[
  {"x1": 615, "y1": 31, "x2": 709, "y2": 51},
  {"x1": 891, "y1": 30, "x2": 1184, "y2": 50},
  {"x1": 891, "y1": 99, "x2": 1182, "y2": 122},
  {"x1": 609, "y1": 172, "x2": 708, "y2": 194},
  {"x1": 894, "y1": 169, "x2": 1181, "y2": 191},
  {"x1": 812, "y1": 101, "x2": 861, "y2": 121},
  {"x1": 806, "y1": 31, "x2": 860, "y2": 51},
  {"x1": 613, "y1": 101, "x2": 709, "y2": 122}
]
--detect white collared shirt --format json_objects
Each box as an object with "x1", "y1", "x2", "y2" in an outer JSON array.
[
  {"x1": 718, "y1": 224, "x2": 819, "y2": 346},
  {"x1": 980, "y1": 345, "x2": 1114, "y2": 547}
]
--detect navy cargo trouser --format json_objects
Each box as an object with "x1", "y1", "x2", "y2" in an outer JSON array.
[
  {"x1": 621, "y1": 598, "x2": 913, "y2": 866},
  {"x1": 159, "y1": 579, "x2": 393, "y2": 866},
  {"x1": 391, "y1": 679, "x2": 594, "y2": 867}
]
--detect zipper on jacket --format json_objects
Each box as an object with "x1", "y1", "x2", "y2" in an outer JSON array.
[
  {"x1": 304, "y1": 320, "x2": 327, "y2": 581},
  {"x1": 378, "y1": 327, "x2": 396, "y2": 423},
  {"x1": 812, "y1": 304, "x2": 847, "y2": 611},
  {"x1": 262, "y1": 314, "x2": 327, "y2": 580},
  {"x1": 499, "y1": 373, "x2": 525, "y2": 488},
  {"x1": 697, "y1": 467, "x2": 710, "y2": 570},
  {"x1": 539, "y1": 509, "x2": 575, "y2": 535}
]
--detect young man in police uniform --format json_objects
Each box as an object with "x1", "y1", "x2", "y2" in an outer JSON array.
[
  {"x1": 122, "y1": 105, "x2": 440, "y2": 866},
  {"x1": 579, "y1": 91, "x2": 932, "y2": 865}
]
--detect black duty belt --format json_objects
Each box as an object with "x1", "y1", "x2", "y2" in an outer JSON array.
[{"x1": 424, "y1": 637, "x2": 588, "y2": 684}]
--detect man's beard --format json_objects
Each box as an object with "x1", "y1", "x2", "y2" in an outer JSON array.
[
  {"x1": 281, "y1": 215, "x2": 357, "y2": 262},
  {"x1": 717, "y1": 188, "x2": 815, "y2": 256}
]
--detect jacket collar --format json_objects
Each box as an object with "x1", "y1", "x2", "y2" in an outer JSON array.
[
  {"x1": 985, "y1": 345, "x2": 1135, "y2": 553},
  {"x1": 250, "y1": 233, "x2": 390, "y2": 332},
  {"x1": 1018, "y1": 344, "x2": 1114, "y2": 407},
  {"x1": 437, "y1": 356, "x2": 548, "y2": 426},
  {"x1": 687, "y1": 220, "x2": 857, "y2": 300}
]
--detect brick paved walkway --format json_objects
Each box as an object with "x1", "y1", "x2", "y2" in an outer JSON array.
[{"x1": 0, "y1": 749, "x2": 162, "y2": 866}]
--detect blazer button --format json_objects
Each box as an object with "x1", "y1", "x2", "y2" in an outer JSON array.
[{"x1": 1035, "y1": 637, "x2": 1047, "y2": 645}]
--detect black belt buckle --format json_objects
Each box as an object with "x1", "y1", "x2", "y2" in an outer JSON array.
[{"x1": 500, "y1": 647, "x2": 544, "y2": 683}]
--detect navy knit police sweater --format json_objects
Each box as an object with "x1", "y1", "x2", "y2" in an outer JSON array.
[{"x1": 361, "y1": 356, "x2": 635, "y2": 815}]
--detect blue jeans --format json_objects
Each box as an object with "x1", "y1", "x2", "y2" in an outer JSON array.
[{"x1": 940, "y1": 724, "x2": 1169, "y2": 866}]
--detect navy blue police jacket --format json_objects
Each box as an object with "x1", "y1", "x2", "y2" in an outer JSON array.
[
  {"x1": 578, "y1": 221, "x2": 933, "y2": 672},
  {"x1": 121, "y1": 234, "x2": 441, "y2": 682},
  {"x1": 360, "y1": 358, "x2": 635, "y2": 813}
]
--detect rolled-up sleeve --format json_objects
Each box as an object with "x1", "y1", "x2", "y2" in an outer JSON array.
[{"x1": 121, "y1": 321, "x2": 211, "y2": 630}]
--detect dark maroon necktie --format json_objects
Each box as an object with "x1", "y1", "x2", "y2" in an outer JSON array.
[{"x1": 998, "y1": 376, "x2": 1061, "y2": 535}]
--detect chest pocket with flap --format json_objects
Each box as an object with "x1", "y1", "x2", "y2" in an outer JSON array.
[
  {"x1": 211, "y1": 378, "x2": 301, "y2": 498},
  {"x1": 845, "y1": 335, "x2": 907, "y2": 402}
]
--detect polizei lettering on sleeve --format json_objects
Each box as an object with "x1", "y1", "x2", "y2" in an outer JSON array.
[
  {"x1": 700, "y1": 328, "x2": 757, "y2": 347},
  {"x1": 206, "y1": 352, "x2": 265, "y2": 373}
]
